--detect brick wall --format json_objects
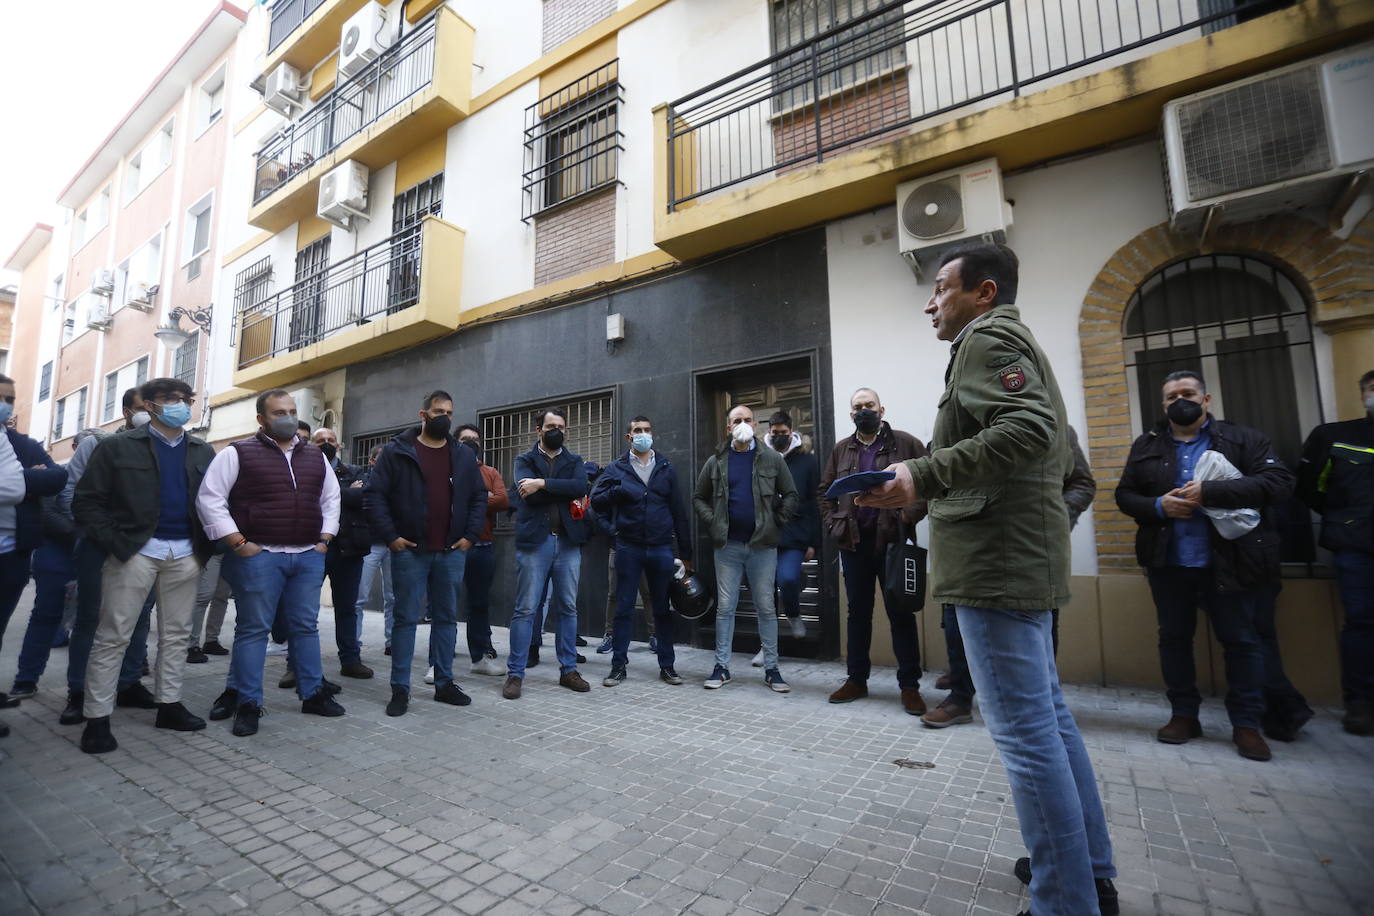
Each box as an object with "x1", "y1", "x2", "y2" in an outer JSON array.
[
  {"x1": 534, "y1": 187, "x2": 616, "y2": 287},
  {"x1": 772, "y1": 74, "x2": 911, "y2": 172},
  {"x1": 542, "y1": 0, "x2": 617, "y2": 54}
]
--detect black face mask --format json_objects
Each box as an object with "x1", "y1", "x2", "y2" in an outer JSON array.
[
  {"x1": 853, "y1": 408, "x2": 880, "y2": 435},
  {"x1": 542, "y1": 428, "x2": 565, "y2": 450},
  {"x1": 460, "y1": 438, "x2": 482, "y2": 460},
  {"x1": 770, "y1": 434, "x2": 791, "y2": 452},
  {"x1": 318, "y1": 443, "x2": 337, "y2": 463},
  {"x1": 1166, "y1": 398, "x2": 1204, "y2": 427},
  {"x1": 423, "y1": 414, "x2": 451, "y2": 439}
]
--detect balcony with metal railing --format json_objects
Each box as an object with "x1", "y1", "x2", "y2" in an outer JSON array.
[
  {"x1": 248, "y1": 6, "x2": 473, "y2": 232},
  {"x1": 652, "y1": 0, "x2": 1358, "y2": 259},
  {"x1": 268, "y1": 0, "x2": 328, "y2": 53},
  {"x1": 233, "y1": 215, "x2": 465, "y2": 389}
]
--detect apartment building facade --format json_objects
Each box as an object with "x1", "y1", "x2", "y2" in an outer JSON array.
[
  {"x1": 203, "y1": 0, "x2": 1371, "y2": 699},
  {"x1": 5, "y1": 3, "x2": 246, "y2": 459}
]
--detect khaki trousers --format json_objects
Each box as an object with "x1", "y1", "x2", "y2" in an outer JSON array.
[{"x1": 84, "y1": 552, "x2": 201, "y2": 718}]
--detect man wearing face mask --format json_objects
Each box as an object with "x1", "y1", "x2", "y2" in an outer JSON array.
[
  {"x1": 818, "y1": 389, "x2": 929, "y2": 714},
  {"x1": 453, "y1": 424, "x2": 508, "y2": 677},
  {"x1": 71, "y1": 377, "x2": 216, "y2": 753},
  {"x1": 694, "y1": 405, "x2": 799, "y2": 692},
  {"x1": 759, "y1": 411, "x2": 820, "y2": 656},
  {"x1": 1115, "y1": 370, "x2": 1295, "y2": 762},
  {"x1": 309, "y1": 428, "x2": 374, "y2": 680},
  {"x1": 197, "y1": 389, "x2": 344, "y2": 737},
  {"x1": 1297, "y1": 369, "x2": 1374, "y2": 736},
  {"x1": 365, "y1": 391, "x2": 486, "y2": 716},
  {"x1": 591, "y1": 415, "x2": 694, "y2": 686}
]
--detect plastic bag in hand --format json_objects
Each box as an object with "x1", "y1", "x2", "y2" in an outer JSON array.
[{"x1": 1193, "y1": 450, "x2": 1261, "y2": 540}]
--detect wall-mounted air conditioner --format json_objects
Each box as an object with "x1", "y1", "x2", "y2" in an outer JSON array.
[
  {"x1": 126, "y1": 281, "x2": 154, "y2": 311},
  {"x1": 90, "y1": 269, "x2": 115, "y2": 295},
  {"x1": 1163, "y1": 42, "x2": 1374, "y2": 231},
  {"x1": 896, "y1": 158, "x2": 1012, "y2": 275},
  {"x1": 289, "y1": 387, "x2": 325, "y2": 427},
  {"x1": 317, "y1": 159, "x2": 369, "y2": 230},
  {"x1": 86, "y1": 294, "x2": 112, "y2": 331},
  {"x1": 338, "y1": 3, "x2": 391, "y2": 79},
  {"x1": 263, "y1": 62, "x2": 303, "y2": 117}
]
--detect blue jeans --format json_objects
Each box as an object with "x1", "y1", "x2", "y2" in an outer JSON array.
[
  {"x1": 69, "y1": 538, "x2": 152, "y2": 692},
  {"x1": 611, "y1": 542, "x2": 676, "y2": 669},
  {"x1": 942, "y1": 603, "x2": 1060, "y2": 705},
  {"x1": 509, "y1": 535, "x2": 580, "y2": 678},
  {"x1": 390, "y1": 548, "x2": 467, "y2": 690},
  {"x1": 841, "y1": 531, "x2": 921, "y2": 688},
  {"x1": 1334, "y1": 549, "x2": 1374, "y2": 703},
  {"x1": 223, "y1": 549, "x2": 326, "y2": 706},
  {"x1": 714, "y1": 542, "x2": 779, "y2": 670},
  {"x1": 956, "y1": 605, "x2": 1115, "y2": 915},
  {"x1": 776, "y1": 548, "x2": 805, "y2": 619},
  {"x1": 326, "y1": 550, "x2": 364, "y2": 666},
  {"x1": 14, "y1": 542, "x2": 75, "y2": 686},
  {"x1": 463, "y1": 543, "x2": 497, "y2": 662},
  {"x1": 355, "y1": 543, "x2": 395, "y2": 648}
]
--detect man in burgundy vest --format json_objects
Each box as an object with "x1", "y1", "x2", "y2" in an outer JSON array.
[{"x1": 196, "y1": 389, "x2": 344, "y2": 737}]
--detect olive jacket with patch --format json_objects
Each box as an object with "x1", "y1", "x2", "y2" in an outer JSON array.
[{"x1": 903, "y1": 304, "x2": 1073, "y2": 610}]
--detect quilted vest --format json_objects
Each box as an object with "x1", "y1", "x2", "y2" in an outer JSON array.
[{"x1": 228, "y1": 432, "x2": 326, "y2": 546}]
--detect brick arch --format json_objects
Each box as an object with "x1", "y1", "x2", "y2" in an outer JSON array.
[{"x1": 1079, "y1": 213, "x2": 1374, "y2": 570}]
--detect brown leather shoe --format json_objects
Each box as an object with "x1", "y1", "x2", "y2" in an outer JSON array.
[
  {"x1": 934, "y1": 673, "x2": 951, "y2": 691},
  {"x1": 340, "y1": 662, "x2": 374, "y2": 679},
  {"x1": 559, "y1": 671, "x2": 591, "y2": 693},
  {"x1": 1233, "y1": 727, "x2": 1272, "y2": 761},
  {"x1": 502, "y1": 676, "x2": 522, "y2": 700},
  {"x1": 1156, "y1": 715, "x2": 1203, "y2": 744},
  {"x1": 828, "y1": 679, "x2": 868, "y2": 704},
  {"x1": 921, "y1": 701, "x2": 973, "y2": 728},
  {"x1": 901, "y1": 688, "x2": 927, "y2": 716}
]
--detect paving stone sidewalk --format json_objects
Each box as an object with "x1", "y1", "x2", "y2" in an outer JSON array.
[{"x1": 1, "y1": 596, "x2": 1372, "y2": 916}]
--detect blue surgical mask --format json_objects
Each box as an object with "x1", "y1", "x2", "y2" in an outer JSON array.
[
  {"x1": 158, "y1": 402, "x2": 192, "y2": 428},
  {"x1": 0, "y1": 402, "x2": 11, "y2": 426},
  {"x1": 631, "y1": 433, "x2": 653, "y2": 453}
]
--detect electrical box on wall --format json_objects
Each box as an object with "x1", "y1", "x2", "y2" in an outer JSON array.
[{"x1": 606, "y1": 313, "x2": 625, "y2": 342}]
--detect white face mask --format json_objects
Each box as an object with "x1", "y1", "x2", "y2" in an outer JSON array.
[
  {"x1": 130, "y1": 411, "x2": 152, "y2": 428},
  {"x1": 1364, "y1": 392, "x2": 1374, "y2": 413},
  {"x1": 732, "y1": 421, "x2": 754, "y2": 444}
]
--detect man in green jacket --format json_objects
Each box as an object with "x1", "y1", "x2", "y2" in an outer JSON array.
[
  {"x1": 694, "y1": 405, "x2": 798, "y2": 692},
  {"x1": 72, "y1": 377, "x2": 216, "y2": 754},
  {"x1": 859, "y1": 243, "x2": 1117, "y2": 916}
]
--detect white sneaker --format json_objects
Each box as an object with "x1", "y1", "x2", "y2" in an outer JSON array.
[
  {"x1": 751, "y1": 649, "x2": 765, "y2": 667},
  {"x1": 265, "y1": 641, "x2": 287, "y2": 657},
  {"x1": 471, "y1": 656, "x2": 505, "y2": 676},
  {"x1": 424, "y1": 666, "x2": 435, "y2": 685},
  {"x1": 789, "y1": 616, "x2": 806, "y2": 639}
]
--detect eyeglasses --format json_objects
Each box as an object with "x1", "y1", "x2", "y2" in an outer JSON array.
[{"x1": 154, "y1": 396, "x2": 195, "y2": 406}]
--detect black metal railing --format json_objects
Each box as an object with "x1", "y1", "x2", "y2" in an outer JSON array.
[
  {"x1": 666, "y1": 0, "x2": 1292, "y2": 209},
  {"x1": 253, "y1": 15, "x2": 438, "y2": 204},
  {"x1": 268, "y1": 0, "x2": 328, "y2": 53},
  {"x1": 522, "y1": 60, "x2": 625, "y2": 220},
  {"x1": 236, "y1": 224, "x2": 429, "y2": 368}
]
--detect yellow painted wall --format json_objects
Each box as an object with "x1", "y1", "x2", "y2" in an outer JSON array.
[
  {"x1": 394, "y1": 134, "x2": 447, "y2": 193},
  {"x1": 297, "y1": 215, "x2": 332, "y2": 249},
  {"x1": 539, "y1": 33, "x2": 617, "y2": 103}
]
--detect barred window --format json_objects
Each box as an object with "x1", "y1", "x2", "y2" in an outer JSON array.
[
  {"x1": 103, "y1": 373, "x2": 118, "y2": 423},
  {"x1": 770, "y1": 0, "x2": 907, "y2": 110},
  {"x1": 480, "y1": 391, "x2": 615, "y2": 491},
  {"x1": 39, "y1": 362, "x2": 53, "y2": 401},
  {"x1": 351, "y1": 426, "x2": 407, "y2": 467},
  {"x1": 523, "y1": 60, "x2": 623, "y2": 219},
  {"x1": 174, "y1": 333, "x2": 199, "y2": 390},
  {"x1": 232, "y1": 256, "x2": 274, "y2": 322}
]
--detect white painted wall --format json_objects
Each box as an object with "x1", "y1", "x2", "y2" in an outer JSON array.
[{"x1": 448, "y1": 0, "x2": 542, "y2": 98}]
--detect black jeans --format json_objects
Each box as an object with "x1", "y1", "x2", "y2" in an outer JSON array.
[
  {"x1": 941, "y1": 603, "x2": 1060, "y2": 705},
  {"x1": 463, "y1": 543, "x2": 497, "y2": 662},
  {"x1": 0, "y1": 549, "x2": 33, "y2": 657},
  {"x1": 1252, "y1": 587, "x2": 1311, "y2": 724},
  {"x1": 1146, "y1": 566, "x2": 1264, "y2": 729},
  {"x1": 326, "y1": 550, "x2": 364, "y2": 666},
  {"x1": 840, "y1": 529, "x2": 921, "y2": 689}
]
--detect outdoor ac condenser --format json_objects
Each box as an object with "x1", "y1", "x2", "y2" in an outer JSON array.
[
  {"x1": 90, "y1": 269, "x2": 115, "y2": 295},
  {"x1": 895, "y1": 158, "x2": 1012, "y2": 274},
  {"x1": 85, "y1": 293, "x2": 112, "y2": 331},
  {"x1": 1162, "y1": 42, "x2": 1374, "y2": 231},
  {"x1": 262, "y1": 62, "x2": 302, "y2": 116},
  {"x1": 338, "y1": 2, "x2": 391, "y2": 79},
  {"x1": 317, "y1": 159, "x2": 369, "y2": 230}
]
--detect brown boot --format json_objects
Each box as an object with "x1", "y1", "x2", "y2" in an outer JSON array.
[
  {"x1": 934, "y1": 673, "x2": 951, "y2": 691},
  {"x1": 828, "y1": 679, "x2": 868, "y2": 704},
  {"x1": 901, "y1": 688, "x2": 927, "y2": 716},
  {"x1": 921, "y1": 700, "x2": 973, "y2": 728},
  {"x1": 559, "y1": 671, "x2": 591, "y2": 693},
  {"x1": 502, "y1": 676, "x2": 522, "y2": 700},
  {"x1": 1233, "y1": 727, "x2": 1272, "y2": 761},
  {"x1": 1156, "y1": 715, "x2": 1203, "y2": 744}
]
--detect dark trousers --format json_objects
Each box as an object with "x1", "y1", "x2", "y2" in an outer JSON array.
[
  {"x1": 1146, "y1": 566, "x2": 1264, "y2": 729},
  {"x1": 326, "y1": 550, "x2": 364, "y2": 666},
  {"x1": 0, "y1": 549, "x2": 34, "y2": 657},
  {"x1": 840, "y1": 529, "x2": 921, "y2": 689},
  {"x1": 1334, "y1": 549, "x2": 1374, "y2": 703},
  {"x1": 70, "y1": 538, "x2": 152, "y2": 692},
  {"x1": 776, "y1": 548, "x2": 805, "y2": 619},
  {"x1": 610, "y1": 542, "x2": 676, "y2": 669},
  {"x1": 14, "y1": 569, "x2": 71, "y2": 686},
  {"x1": 1251, "y1": 587, "x2": 1311, "y2": 725},
  {"x1": 942, "y1": 604, "x2": 1059, "y2": 705},
  {"x1": 463, "y1": 543, "x2": 497, "y2": 662}
]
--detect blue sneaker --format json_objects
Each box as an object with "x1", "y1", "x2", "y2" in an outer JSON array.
[
  {"x1": 765, "y1": 668, "x2": 790, "y2": 693},
  {"x1": 648, "y1": 635, "x2": 659, "y2": 653},
  {"x1": 704, "y1": 665, "x2": 731, "y2": 689},
  {"x1": 596, "y1": 635, "x2": 613, "y2": 654}
]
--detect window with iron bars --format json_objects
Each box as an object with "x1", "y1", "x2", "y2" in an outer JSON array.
[
  {"x1": 351, "y1": 426, "x2": 408, "y2": 467},
  {"x1": 479, "y1": 392, "x2": 616, "y2": 512},
  {"x1": 523, "y1": 60, "x2": 623, "y2": 219},
  {"x1": 175, "y1": 333, "x2": 199, "y2": 390},
  {"x1": 770, "y1": 0, "x2": 907, "y2": 111},
  {"x1": 388, "y1": 173, "x2": 443, "y2": 314},
  {"x1": 231, "y1": 256, "x2": 273, "y2": 334},
  {"x1": 39, "y1": 362, "x2": 53, "y2": 402}
]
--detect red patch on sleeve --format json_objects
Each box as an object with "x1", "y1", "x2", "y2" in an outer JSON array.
[{"x1": 998, "y1": 365, "x2": 1026, "y2": 392}]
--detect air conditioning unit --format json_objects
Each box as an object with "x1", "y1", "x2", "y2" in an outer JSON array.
[
  {"x1": 338, "y1": 3, "x2": 391, "y2": 79},
  {"x1": 85, "y1": 294, "x2": 112, "y2": 331},
  {"x1": 289, "y1": 387, "x2": 325, "y2": 426},
  {"x1": 1163, "y1": 42, "x2": 1374, "y2": 231},
  {"x1": 262, "y1": 62, "x2": 303, "y2": 116},
  {"x1": 126, "y1": 281, "x2": 153, "y2": 311},
  {"x1": 90, "y1": 269, "x2": 115, "y2": 295},
  {"x1": 317, "y1": 159, "x2": 369, "y2": 229},
  {"x1": 896, "y1": 158, "x2": 1012, "y2": 274}
]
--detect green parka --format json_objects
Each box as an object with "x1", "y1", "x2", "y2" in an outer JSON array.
[{"x1": 693, "y1": 438, "x2": 798, "y2": 550}]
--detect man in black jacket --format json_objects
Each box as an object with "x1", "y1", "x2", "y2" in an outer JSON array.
[
  {"x1": 311, "y1": 428, "x2": 374, "y2": 680},
  {"x1": 1297, "y1": 369, "x2": 1374, "y2": 735},
  {"x1": 72, "y1": 377, "x2": 215, "y2": 753},
  {"x1": 364, "y1": 391, "x2": 486, "y2": 717},
  {"x1": 763, "y1": 411, "x2": 819, "y2": 650},
  {"x1": 1115, "y1": 370, "x2": 1294, "y2": 762}
]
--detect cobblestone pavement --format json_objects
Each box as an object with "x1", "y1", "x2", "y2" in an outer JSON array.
[{"x1": 2, "y1": 597, "x2": 1372, "y2": 916}]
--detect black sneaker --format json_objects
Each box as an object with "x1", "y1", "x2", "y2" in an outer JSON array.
[
  {"x1": 1014, "y1": 857, "x2": 1118, "y2": 915},
  {"x1": 116, "y1": 682, "x2": 157, "y2": 709},
  {"x1": 301, "y1": 689, "x2": 345, "y2": 717},
  {"x1": 659, "y1": 667, "x2": 683, "y2": 686},
  {"x1": 576, "y1": 653, "x2": 587, "y2": 664},
  {"x1": 320, "y1": 677, "x2": 342, "y2": 696},
  {"x1": 156, "y1": 702, "x2": 207, "y2": 732},
  {"x1": 603, "y1": 666, "x2": 627, "y2": 687},
  {"x1": 386, "y1": 686, "x2": 409, "y2": 718},
  {"x1": 9, "y1": 681, "x2": 36, "y2": 700},
  {"x1": 576, "y1": 635, "x2": 588, "y2": 647},
  {"x1": 80, "y1": 716, "x2": 118, "y2": 754},
  {"x1": 434, "y1": 683, "x2": 472, "y2": 707},
  {"x1": 232, "y1": 702, "x2": 263, "y2": 737},
  {"x1": 202, "y1": 639, "x2": 229, "y2": 656},
  {"x1": 0, "y1": 692, "x2": 20, "y2": 709},
  {"x1": 59, "y1": 690, "x2": 85, "y2": 725},
  {"x1": 527, "y1": 651, "x2": 541, "y2": 668},
  {"x1": 186, "y1": 645, "x2": 209, "y2": 664},
  {"x1": 209, "y1": 688, "x2": 239, "y2": 721}
]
